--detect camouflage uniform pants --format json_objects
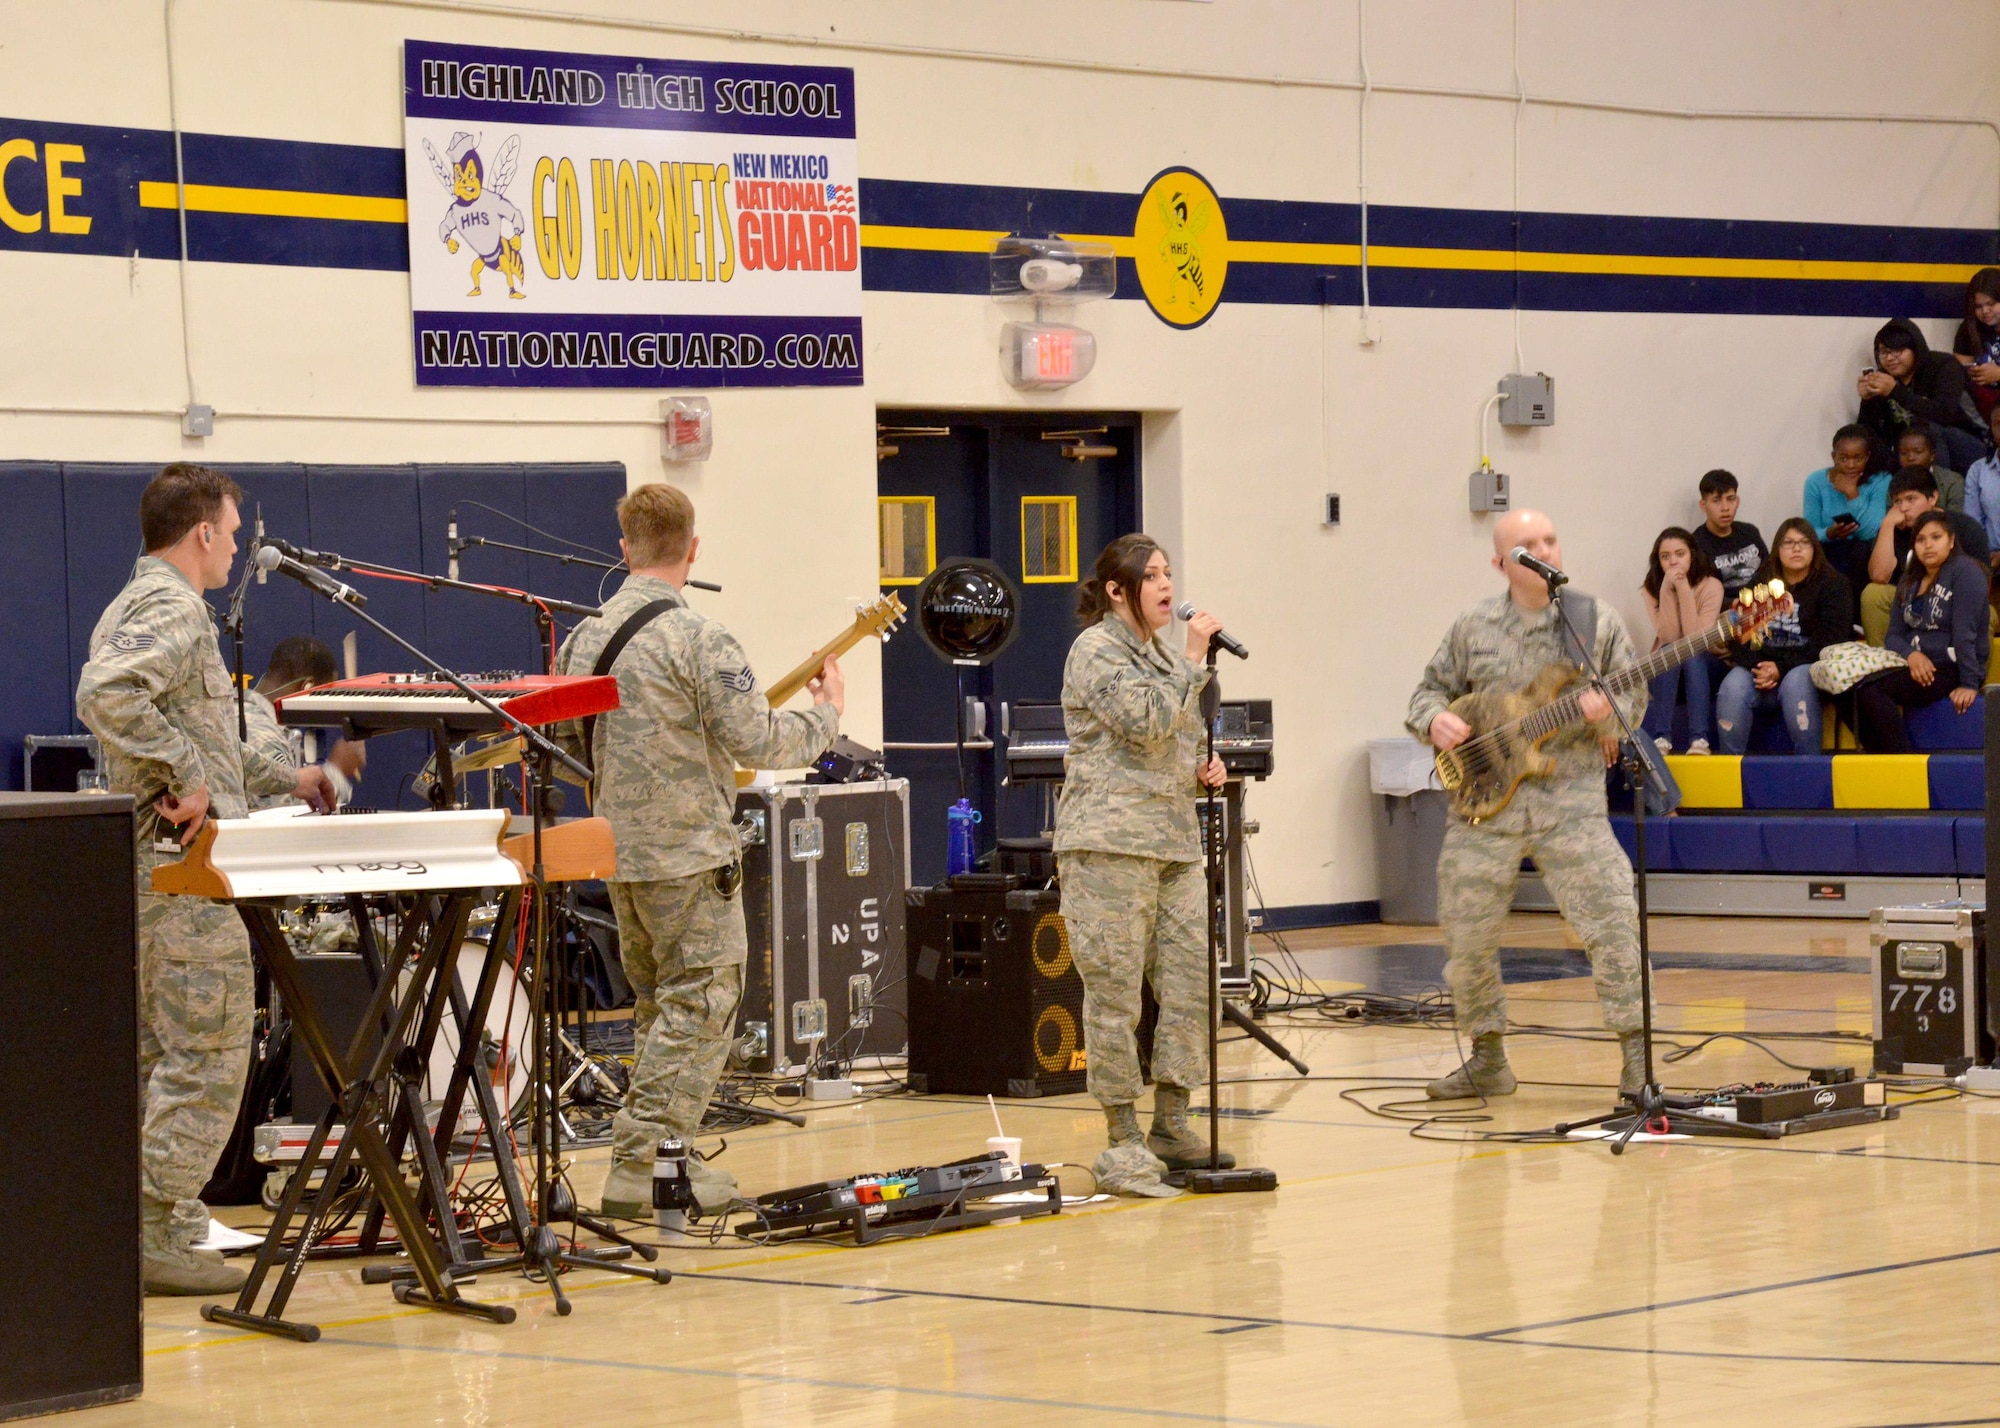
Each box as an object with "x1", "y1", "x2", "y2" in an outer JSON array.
[
  {"x1": 1437, "y1": 816, "x2": 1642, "y2": 1038},
  {"x1": 136, "y1": 890, "x2": 254, "y2": 1225},
  {"x1": 609, "y1": 872, "x2": 746, "y2": 1164},
  {"x1": 1060, "y1": 850, "x2": 1210, "y2": 1106}
]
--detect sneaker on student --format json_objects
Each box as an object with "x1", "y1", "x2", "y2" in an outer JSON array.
[
  {"x1": 1686, "y1": 738, "x2": 1711, "y2": 755},
  {"x1": 1653, "y1": 736, "x2": 1674, "y2": 755}
]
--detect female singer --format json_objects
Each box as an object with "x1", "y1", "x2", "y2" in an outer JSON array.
[{"x1": 1054, "y1": 534, "x2": 1232, "y2": 1196}]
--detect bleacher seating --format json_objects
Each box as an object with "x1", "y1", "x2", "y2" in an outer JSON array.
[{"x1": 1610, "y1": 752, "x2": 1984, "y2": 878}]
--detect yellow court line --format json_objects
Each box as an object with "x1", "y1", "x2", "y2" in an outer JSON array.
[{"x1": 138, "y1": 180, "x2": 407, "y2": 224}]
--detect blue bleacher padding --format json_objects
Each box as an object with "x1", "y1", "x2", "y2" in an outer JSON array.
[
  {"x1": 1762, "y1": 818, "x2": 1858, "y2": 874},
  {"x1": 1957, "y1": 817, "x2": 1986, "y2": 876},
  {"x1": 1667, "y1": 815, "x2": 1766, "y2": 873},
  {"x1": 1608, "y1": 815, "x2": 1672, "y2": 870},
  {"x1": 1909, "y1": 695, "x2": 1986, "y2": 750},
  {"x1": 1, "y1": 464, "x2": 78, "y2": 785},
  {"x1": 1929, "y1": 754, "x2": 1986, "y2": 811},
  {"x1": 1855, "y1": 817, "x2": 1957, "y2": 876},
  {"x1": 1740, "y1": 756, "x2": 1834, "y2": 810}
]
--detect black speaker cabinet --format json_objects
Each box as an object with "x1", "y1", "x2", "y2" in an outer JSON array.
[
  {"x1": 907, "y1": 884, "x2": 1089, "y2": 1098},
  {"x1": 286, "y1": 954, "x2": 381, "y2": 1125},
  {"x1": 0, "y1": 793, "x2": 141, "y2": 1419}
]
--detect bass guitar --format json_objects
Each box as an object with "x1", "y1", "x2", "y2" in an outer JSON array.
[{"x1": 1433, "y1": 580, "x2": 1791, "y2": 822}]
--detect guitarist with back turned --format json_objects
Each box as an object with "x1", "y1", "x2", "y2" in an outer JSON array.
[{"x1": 1406, "y1": 509, "x2": 1649, "y2": 1102}]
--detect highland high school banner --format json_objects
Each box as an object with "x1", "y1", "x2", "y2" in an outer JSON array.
[{"x1": 403, "y1": 39, "x2": 861, "y2": 388}]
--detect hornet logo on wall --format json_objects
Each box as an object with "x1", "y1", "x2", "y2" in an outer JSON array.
[
  {"x1": 1132, "y1": 167, "x2": 1228, "y2": 329},
  {"x1": 423, "y1": 131, "x2": 528, "y2": 299}
]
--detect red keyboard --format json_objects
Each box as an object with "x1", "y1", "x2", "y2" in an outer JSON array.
[{"x1": 277, "y1": 673, "x2": 620, "y2": 737}]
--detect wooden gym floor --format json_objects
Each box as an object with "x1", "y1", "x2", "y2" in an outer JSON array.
[{"x1": 85, "y1": 913, "x2": 2000, "y2": 1427}]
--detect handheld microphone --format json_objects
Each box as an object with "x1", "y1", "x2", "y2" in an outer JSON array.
[
  {"x1": 447, "y1": 505, "x2": 460, "y2": 582},
  {"x1": 1174, "y1": 600, "x2": 1249, "y2": 660},
  {"x1": 254, "y1": 543, "x2": 368, "y2": 607},
  {"x1": 1508, "y1": 546, "x2": 1569, "y2": 587}
]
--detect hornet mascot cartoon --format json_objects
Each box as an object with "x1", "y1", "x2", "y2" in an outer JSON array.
[{"x1": 424, "y1": 131, "x2": 526, "y2": 299}]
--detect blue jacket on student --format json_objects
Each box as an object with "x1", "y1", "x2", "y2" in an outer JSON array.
[{"x1": 1886, "y1": 550, "x2": 1990, "y2": 691}]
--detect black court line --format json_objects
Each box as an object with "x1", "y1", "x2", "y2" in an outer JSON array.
[
  {"x1": 312, "y1": 1336, "x2": 1332, "y2": 1428},
  {"x1": 847, "y1": 1293, "x2": 908, "y2": 1304},
  {"x1": 1473, "y1": 1242, "x2": 2000, "y2": 1338},
  {"x1": 1853, "y1": 1417, "x2": 2000, "y2": 1427},
  {"x1": 692, "y1": 1270, "x2": 2000, "y2": 1368},
  {"x1": 1210, "y1": 1322, "x2": 1277, "y2": 1336}
]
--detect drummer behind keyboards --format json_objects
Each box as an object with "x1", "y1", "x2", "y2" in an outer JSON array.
[{"x1": 75, "y1": 464, "x2": 334, "y2": 1296}]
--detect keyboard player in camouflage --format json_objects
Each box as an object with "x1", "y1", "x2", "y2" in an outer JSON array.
[{"x1": 76, "y1": 465, "x2": 334, "y2": 1296}]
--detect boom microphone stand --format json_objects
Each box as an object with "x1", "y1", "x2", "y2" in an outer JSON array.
[
  {"x1": 1530, "y1": 567, "x2": 1765, "y2": 1152},
  {"x1": 265, "y1": 548, "x2": 672, "y2": 1311}
]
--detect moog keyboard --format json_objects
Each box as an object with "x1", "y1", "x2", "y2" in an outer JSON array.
[
  {"x1": 277, "y1": 672, "x2": 619, "y2": 738},
  {"x1": 1003, "y1": 698, "x2": 1275, "y2": 783}
]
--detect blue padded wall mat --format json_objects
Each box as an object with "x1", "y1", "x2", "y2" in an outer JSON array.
[
  {"x1": 1763, "y1": 818, "x2": 1857, "y2": 874},
  {"x1": 0, "y1": 464, "x2": 75, "y2": 788}
]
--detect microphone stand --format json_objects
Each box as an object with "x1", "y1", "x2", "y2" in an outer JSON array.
[
  {"x1": 454, "y1": 535, "x2": 722, "y2": 591},
  {"x1": 1186, "y1": 643, "x2": 1279, "y2": 1194},
  {"x1": 1533, "y1": 572, "x2": 1763, "y2": 1153},
  {"x1": 277, "y1": 569, "x2": 672, "y2": 1312},
  {"x1": 295, "y1": 547, "x2": 604, "y2": 674},
  {"x1": 223, "y1": 556, "x2": 256, "y2": 742}
]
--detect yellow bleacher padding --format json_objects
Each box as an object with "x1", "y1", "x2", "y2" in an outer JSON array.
[
  {"x1": 1832, "y1": 754, "x2": 1931, "y2": 809},
  {"x1": 1664, "y1": 754, "x2": 1742, "y2": 808}
]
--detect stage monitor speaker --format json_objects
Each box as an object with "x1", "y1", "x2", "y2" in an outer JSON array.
[
  {"x1": 287, "y1": 953, "x2": 381, "y2": 1125},
  {"x1": 907, "y1": 883, "x2": 1086, "y2": 1098},
  {"x1": 0, "y1": 793, "x2": 141, "y2": 1420}
]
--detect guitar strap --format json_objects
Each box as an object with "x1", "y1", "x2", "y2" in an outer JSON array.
[
  {"x1": 581, "y1": 597, "x2": 680, "y2": 768},
  {"x1": 1558, "y1": 592, "x2": 1598, "y2": 673}
]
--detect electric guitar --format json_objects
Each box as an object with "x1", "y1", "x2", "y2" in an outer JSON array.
[
  {"x1": 734, "y1": 592, "x2": 908, "y2": 784},
  {"x1": 1433, "y1": 580, "x2": 1792, "y2": 823}
]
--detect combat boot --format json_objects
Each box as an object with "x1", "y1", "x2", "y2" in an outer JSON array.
[
  {"x1": 1093, "y1": 1103, "x2": 1178, "y2": 1198},
  {"x1": 1425, "y1": 1032, "x2": 1518, "y2": 1100},
  {"x1": 142, "y1": 1198, "x2": 245, "y2": 1297},
  {"x1": 599, "y1": 1158, "x2": 652, "y2": 1219},
  {"x1": 1619, "y1": 1030, "x2": 1650, "y2": 1099},
  {"x1": 1146, "y1": 1086, "x2": 1236, "y2": 1171},
  {"x1": 686, "y1": 1153, "x2": 738, "y2": 1214}
]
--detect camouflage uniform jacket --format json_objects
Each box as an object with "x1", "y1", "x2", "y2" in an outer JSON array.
[
  {"x1": 242, "y1": 689, "x2": 303, "y2": 811},
  {"x1": 1405, "y1": 591, "x2": 1646, "y2": 831},
  {"x1": 1053, "y1": 614, "x2": 1212, "y2": 862},
  {"x1": 76, "y1": 556, "x2": 296, "y2": 869},
  {"x1": 553, "y1": 575, "x2": 839, "y2": 882}
]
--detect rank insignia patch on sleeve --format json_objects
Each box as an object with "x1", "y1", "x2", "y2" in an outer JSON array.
[
  {"x1": 717, "y1": 666, "x2": 756, "y2": 693},
  {"x1": 107, "y1": 632, "x2": 156, "y2": 654}
]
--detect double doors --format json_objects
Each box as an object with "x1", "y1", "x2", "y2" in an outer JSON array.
[{"x1": 876, "y1": 411, "x2": 1139, "y2": 887}]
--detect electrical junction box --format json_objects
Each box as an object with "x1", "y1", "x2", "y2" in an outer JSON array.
[
  {"x1": 1498, "y1": 373, "x2": 1554, "y2": 426},
  {"x1": 1469, "y1": 469, "x2": 1511, "y2": 513}
]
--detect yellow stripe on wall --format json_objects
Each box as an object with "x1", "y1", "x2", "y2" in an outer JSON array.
[
  {"x1": 139, "y1": 181, "x2": 407, "y2": 225},
  {"x1": 127, "y1": 188, "x2": 1984, "y2": 287},
  {"x1": 858, "y1": 224, "x2": 1983, "y2": 286}
]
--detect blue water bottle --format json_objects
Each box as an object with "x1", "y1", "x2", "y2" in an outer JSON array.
[{"x1": 947, "y1": 798, "x2": 982, "y2": 876}]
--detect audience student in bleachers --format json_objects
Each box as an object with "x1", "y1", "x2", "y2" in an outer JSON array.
[
  {"x1": 1714, "y1": 519, "x2": 1849, "y2": 755},
  {"x1": 1958, "y1": 403, "x2": 2000, "y2": 583},
  {"x1": 1804, "y1": 423, "x2": 1890, "y2": 617},
  {"x1": 1854, "y1": 510, "x2": 1990, "y2": 753},
  {"x1": 1859, "y1": 466, "x2": 1990, "y2": 646},
  {"x1": 1640, "y1": 527, "x2": 1722, "y2": 755},
  {"x1": 1857, "y1": 318, "x2": 1987, "y2": 474},
  {"x1": 1688, "y1": 469, "x2": 1767, "y2": 601},
  {"x1": 1950, "y1": 266, "x2": 2000, "y2": 423},
  {"x1": 1897, "y1": 424, "x2": 1964, "y2": 512}
]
